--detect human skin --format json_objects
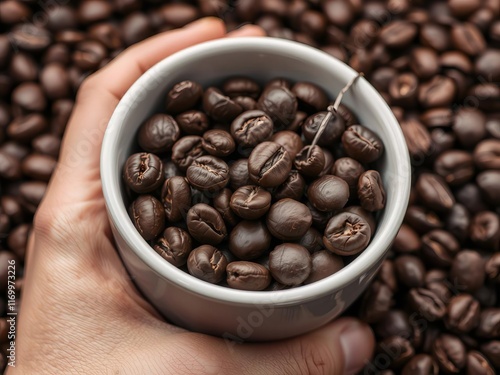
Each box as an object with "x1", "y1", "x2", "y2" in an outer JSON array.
[{"x1": 8, "y1": 18, "x2": 375, "y2": 375}]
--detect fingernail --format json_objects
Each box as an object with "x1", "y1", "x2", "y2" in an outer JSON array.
[{"x1": 340, "y1": 321, "x2": 371, "y2": 375}]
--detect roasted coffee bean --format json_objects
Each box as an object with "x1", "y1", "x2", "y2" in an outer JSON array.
[
  {"x1": 410, "y1": 47, "x2": 440, "y2": 80},
  {"x1": 446, "y1": 204, "x2": 470, "y2": 242},
  {"x1": 267, "y1": 198, "x2": 312, "y2": 240},
  {"x1": 40, "y1": 63, "x2": 71, "y2": 100},
  {"x1": 248, "y1": 141, "x2": 292, "y2": 188},
  {"x1": 120, "y1": 12, "x2": 153, "y2": 46},
  {"x1": 416, "y1": 173, "x2": 455, "y2": 212},
  {"x1": 226, "y1": 261, "x2": 271, "y2": 291},
  {"x1": 433, "y1": 334, "x2": 467, "y2": 373},
  {"x1": 187, "y1": 245, "x2": 227, "y2": 284},
  {"x1": 451, "y1": 22, "x2": 486, "y2": 56},
  {"x1": 229, "y1": 220, "x2": 272, "y2": 261},
  {"x1": 0, "y1": 1, "x2": 32, "y2": 24},
  {"x1": 175, "y1": 110, "x2": 209, "y2": 135},
  {"x1": 434, "y1": 150, "x2": 474, "y2": 186},
  {"x1": 291, "y1": 82, "x2": 328, "y2": 112},
  {"x1": 408, "y1": 288, "x2": 446, "y2": 320},
  {"x1": 466, "y1": 351, "x2": 495, "y2": 375},
  {"x1": 72, "y1": 40, "x2": 107, "y2": 71},
  {"x1": 319, "y1": 148, "x2": 334, "y2": 176},
  {"x1": 380, "y1": 20, "x2": 418, "y2": 48},
  {"x1": 201, "y1": 129, "x2": 235, "y2": 157},
  {"x1": 446, "y1": 294, "x2": 481, "y2": 333},
  {"x1": 485, "y1": 253, "x2": 500, "y2": 282},
  {"x1": 138, "y1": 114, "x2": 180, "y2": 153},
  {"x1": 171, "y1": 136, "x2": 205, "y2": 171},
  {"x1": 6, "y1": 223, "x2": 29, "y2": 259},
  {"x1": 294, "y1": 145, "x2": 326, "y2": 177},
  {"x1": 228, "y1": 159, "x2": 251, "y2": 190},
  {"x1": 153, "y1": 227, "x2": 192, "y2": 267},
  {"x1": 123, "y1": 153, "x2": 164, "y2": 194},
  {"x1": 166, "y1": 80, "x2": 203, "y2": 115},
  {"x1": 0, "y1": 151, "x2": 22, "y2": 181},
  {"x1": 302, "y1": 111, "x2": 345, "y2": 146},
  {"x1": 480, "y1": 341, "x2": 500, "y2": 368},
  {"x1": 186, "y1": 155, "x2": 229, "y2": 192},
  {"x1": 257, "y1": 86, "x2": 297, "y2": 128},
  {"x1": 393, "y1": 224, "x2": 422, "y2": 253},
  {"x1": 212, "y1": 188, "x2": 238, "y2": 228},
  {"x1": 151, "y1": 4, "x2": 199, "y2": 28},
  {"x1": 402, "y1": 354, "x2": 439, "y2": 375},
  {"x1": 389, "y1": 73, "x2": 419, "y2": 108},
  {"x1": 475, "y1": 49, "x2": 500, "y2": 82},
  {"x1": 186, "y1": 203, "x2": 227, "y2": 245},
  {"x1": 450, "y1": 250, "x2": 485, "y2": 293},
  {"x1": 230, "y1": 185, "x2": 271, "y2": 220},
  {"x1": 323, "y1": 212, "x2": 371, "y2": 256},
  {"x1": 230, "y1": 110, "x2": 273, "y2": 149},
  {"x1": 476, "y1": 308, "x2": 500, "y2": 339},
  {"x1": 331, "y1": 157, "x2": 365, "y2": 194},
  {"x1": 453, "y1": 108, "x2": 487, "y2": 149},
  {"x1": 203, "y1": 87, "x2": 243, "y2": 123},
  {"x1": 21, "y1": 154, "x2": 57, "y2": 181},
  {"x1": 271, "y1": 130, "x2": 303, "y2": 159},
  {"x1": 303, "y1": 250, "x2": 343, "y2": 284},
  {"x1": 272, "y1": 171, "x2": 305, "y2": 201},
  {"x1": 474, "y1": 139, "x2": 500, "y2": 170},
  {"x1": 420, "y1": 108, "x2": 454, "y2": 128},
  {"x1": 161, "y1": 176, "x2": 191, "y2": 223},
  {"x1": 9, "y1": 24, "x2": 51, "y2": 52},
  {"x1": 297, "y1": 227, "x2": 324, "y2": 254},
  {"x1": 232, "y1": 96, "x2": 257, "y2": 111},
  {"x1": 375, "y1": 309, "x2": 413, "y2": 339},
  {"x1": 477, "y1": 170, "x2": 500, "y2": 206},
  {"x1": 358, "y1": 170, "x2": 386, "y2": 212},
  {"x1": 455, "y1": 183, "x2": 489, "y2": 214},
  {"x1": 7, "y1": 114, "x2": 47, "y2": 143},
  {"x1": 342, "y1": 125, "x2": 384, "y2": 163},
  {"x1": 18, "y1": 181, "x2": 47, "y2": 213},
  {"x1": 129, "y1": 195, "x2": 165, "y2": 241},
  {"x1": 470, "y1": 211, "x2": 500, "y2": 251},
  {"x1": 400, "y1": 119, "x2": 432, "y2": 163},
  {"x1": 77, "y1": 0, "x2": 113, "y2": 23},
  {"x1": 418, "y1": 76, "x2": 456, "y2": 108},
  {"x1": 359, "y1": 281, "x2": 394, "y2": 323},
  {"x1": 308, "y1": 175, "x2": 349, "y2": 212},
  {"x1": 377, "y1": 336, "x2": 414, "y2": 368},
  {"x1": 88, "y1": 23, "x2": 122, "y2": 50},
  {"x1": 343, "y1": 206, "x2": 376, "y2": 237},
  {"x1": 405, "y1": 205, "x2": 444, "y2": 233},
  {"x1": 395, "y1": 255, "x2": 426, "y2": 288},
  {"x1": 12, "y1": 83, "x2": 47, "y2": 114},
  {"x1": 269, "y1": 243, "x2": 311, "y2": 286},
  {"x1": 222, "y1": 77, "x2": 260, "y2": 99},
  {"x1": 421, "y1": 229, "x2": 460, "y2": 267}
]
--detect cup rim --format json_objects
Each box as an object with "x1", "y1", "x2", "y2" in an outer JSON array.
[{"x1": 101, "y1": 37, "x2": 411, "y2": 306}]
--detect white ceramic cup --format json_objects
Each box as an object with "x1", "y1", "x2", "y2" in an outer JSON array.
[{"x1": 101, "y1": 38, "x2": 411, "y2": 341}]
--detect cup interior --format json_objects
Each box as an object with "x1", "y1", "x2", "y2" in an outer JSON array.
[{"x1": 101, "y1": 37, "x2": 411, "y2": 306}]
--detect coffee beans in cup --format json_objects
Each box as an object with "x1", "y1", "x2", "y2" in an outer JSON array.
[{"x1": 123, "y1": 76, "x2": 386, "y2": 291}]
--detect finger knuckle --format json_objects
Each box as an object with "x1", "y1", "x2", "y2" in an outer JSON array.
[{"x1": 290, "y1": 340, "x2": 338, "y2": 375}]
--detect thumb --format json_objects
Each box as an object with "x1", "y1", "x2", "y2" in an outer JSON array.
[{"x1": 229, "y1": 317, "x2": 375, "y2": 375}]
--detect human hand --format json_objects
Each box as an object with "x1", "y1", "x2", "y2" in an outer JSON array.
[{"x1": 11, "y1": 18, "x2": 375, "y2": 375}]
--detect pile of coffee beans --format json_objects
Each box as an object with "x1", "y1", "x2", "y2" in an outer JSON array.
[
  {"x1": 124, "y1": 77, "x2": 386, "y2": 290},
  {"x1": 0, "y1": 0, "x2": 499, "y2": 373}
]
